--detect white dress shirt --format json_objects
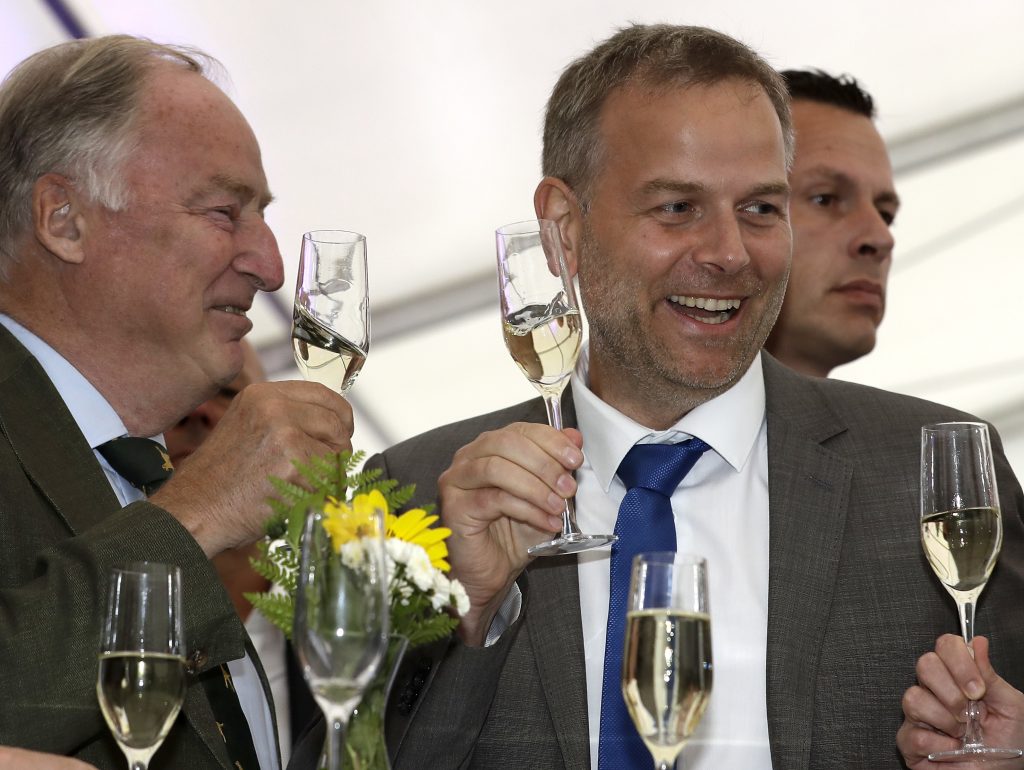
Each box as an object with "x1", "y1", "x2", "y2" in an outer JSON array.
[
  {"x1": 573, "y1": 346, "x2": 773, "y2": 769},
  {"x1": 0, "y1": 314, "x2": 280, "y2": 770}
]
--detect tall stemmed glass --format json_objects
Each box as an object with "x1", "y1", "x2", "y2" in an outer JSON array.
[
  {"x1": 920, "y1": 422, "x2": 1022, "y2": 761},
  {"x1": 294, "y1": 505, "x2": 390, "y2": 770},
  {"x1": 622, "y1": 553, "x2": 713, "y2": 770},
  {"x1": 496, "y1": 219, "x2": 616, "y2": 556},
  {"x1": 292, "y1": 230, "x2": 370, "y2": 394},
  {"x1": 96, "y1": 563, "x2": 186, "y2": 770}
]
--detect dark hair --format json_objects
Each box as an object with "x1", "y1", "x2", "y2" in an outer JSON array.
[
  {"x1": 543, "y1": 24, "x2": 793, "y2": 205},
  {"x1": 781, "y1": 68, "x2": 875, "y2": 119}
]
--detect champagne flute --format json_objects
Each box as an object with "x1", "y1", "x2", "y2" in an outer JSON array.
[
  {"x1": 622, "y1": 553, "x2": 712, "y2": 770},
  {"x1": 496, "y1": 218, "x2": 616, "y2": 556},
  {"x1": 920, "y1": 421, "x2": 1022, "y2": 761},
  {"x1": 96, "y1": 563, "x2": 186, "y2": 770},
  {"x1": 293, "y1": 504, "x2": 390, "y2": 770},
  {"x1": 292, "y1": 230, "x2": 370, "y2": 393}
]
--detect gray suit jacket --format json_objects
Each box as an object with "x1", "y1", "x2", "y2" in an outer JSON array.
[
  {"x1": 0, "y1": 325, "x2": 269, "y2": 769},
  {"x1": 370, "y1": 353, "x2": 1024, "y2": 770}
]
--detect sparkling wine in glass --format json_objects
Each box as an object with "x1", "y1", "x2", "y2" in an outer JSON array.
[
  {"x1": 496, "y1": 218, "x2": 616, "y2": 556},
  {"x1": 622, "y1": 552, "x2": 712, "y2": 770},
  {"x1": 920, "y1": 421, "x2": 1022, "y2": 762},
  {"x1": 97, "y1": 563, "x2": 186, "y2": 770},
  {"x1": 294, "y1": 504, "x2": 390, "y2": 770},
  {"x1": 292, "y1": 230, "x2": 370, "y2": 393}
]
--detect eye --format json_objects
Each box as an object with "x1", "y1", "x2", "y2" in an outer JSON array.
[
  {"x1": 878, "y1": 208, "x2": 897, "y2": 227},
  {"x1": 209, "y1": 205, "x2": 238, "y2": 222},
  {"x1": 659, "y1": 201, "x2": 693, "y2": 215},
  {"x1": 742, "y1": 201, "x2": 781, "y2": 216},
  {"x1": 810, "y1": 193, "x2": 837, "y2": 208}
]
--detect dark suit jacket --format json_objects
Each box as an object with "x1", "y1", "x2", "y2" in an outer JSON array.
[
  {"x1": 0, "y1": 325, "x2": 271, "y2": 769},
  {"x1": 353, "y1": 353, "x2": 1024, "y2": 770}
]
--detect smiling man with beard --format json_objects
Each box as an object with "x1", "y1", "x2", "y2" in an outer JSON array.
[{"x1": 285, "y1": 24, "x2": 1024, "y2": 770}]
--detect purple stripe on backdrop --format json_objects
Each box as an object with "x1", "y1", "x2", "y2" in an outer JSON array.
[{"x1": 40, "y1": 0, "x2": 89, "y2": 39}]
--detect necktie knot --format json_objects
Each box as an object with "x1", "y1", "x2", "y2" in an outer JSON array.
[
  {"x1": 616, "y1": 437, "x2": 710, "y2": 497},
  {"x1": 97, "y1": 436, "x2": 174, "y2": 496}
]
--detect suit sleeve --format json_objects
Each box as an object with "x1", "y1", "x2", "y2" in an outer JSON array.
[{"x1": 0, "y1": 500, "x2": 244, "y2": 754}]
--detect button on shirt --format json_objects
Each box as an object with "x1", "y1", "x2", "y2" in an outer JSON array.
[
  {"x1": 0, "y1": 314, "x2": 280, "y2": 770},
  {"x1": 573, "y1": 347, "x2": 773, "y2": 769}
]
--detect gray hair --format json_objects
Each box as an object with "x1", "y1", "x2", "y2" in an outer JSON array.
[
  {"x1": 0, "y1": 35, "x2": 215, "y2": 277},
  {"x1": 542, "y1": 24, "x2": 794, "y2": 206}
]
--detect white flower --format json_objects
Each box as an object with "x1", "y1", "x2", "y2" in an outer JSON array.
[
  {"x1": 451, "y1": 579, "x2": 470, "y2": 616},
  {"x1": 405, "y1": 546, "x2": 435, "y2": 592},
  {"x1": 339, "y1": 539, "x2": 365, "y2": 569},
  {"x1": 431, "y1": 572, "x2": 452, "y2": 611}
]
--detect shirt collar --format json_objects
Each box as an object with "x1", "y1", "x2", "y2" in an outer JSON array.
[
  {"x1": 0, "y1": 314, "x2": 129, "y2": 449},
  {"x1": 572, "y1": 343, "x2": 766, "y2": 492}
]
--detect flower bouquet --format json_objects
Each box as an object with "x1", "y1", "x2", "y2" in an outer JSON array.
[{"x1": 246, "y1": 451, "x2": 467, "y2": 769}]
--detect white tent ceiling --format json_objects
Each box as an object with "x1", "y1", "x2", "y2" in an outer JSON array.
[{"x1": 4, "y1": 0, "x2": 1024, "y2": 470}]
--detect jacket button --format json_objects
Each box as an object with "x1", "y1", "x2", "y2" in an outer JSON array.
[{"x1": 186, "y1": 648, "x2": 209, "y2": 674}]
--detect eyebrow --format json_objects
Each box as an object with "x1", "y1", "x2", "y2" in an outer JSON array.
[
  {"x1": 194, "y1": 174, "x2": 276, "y2": 210},
  {"x1": 639, "y1": 179, "x2": 790, "y2": 198},
  {"x1": 801, "y1": 166, "x2": 901, "y2": 209}
]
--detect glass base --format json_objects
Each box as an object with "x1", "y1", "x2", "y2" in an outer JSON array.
[
  {"x1": 928, "y1": 746, "x2": 1024, "y2": 762},
  {"x1": 528, "y1": 532, "x2": 617, "y2": 556}
]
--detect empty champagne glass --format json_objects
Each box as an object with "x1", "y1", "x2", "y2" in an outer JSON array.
[
  {"x1": 496, "y1": 218, "x2": 616, "y2": 556},
  {"x1": 920, "y1": 421, "x2": 1022, "y2": 761},
  {"x1": 292, "y1": 230, "x2": 370, "y2": 393},
  {"x1": 294, "y1": 504, "x2": 390, "y2": 770},
  {"x1": 622, "y1": 553, "x2": 712, "y2": 770},
  {"x1": 96, "y1": 563, "x2": 186, "y2": 770}
]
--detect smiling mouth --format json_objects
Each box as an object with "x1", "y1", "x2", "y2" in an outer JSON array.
[
  {"x1": 668, "y1": 295, "x2": 742, "y2": 325},
  {"x1": 213, "y1": 305, "x2": 249, "y2": 317}
]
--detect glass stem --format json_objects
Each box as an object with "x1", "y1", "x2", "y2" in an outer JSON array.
[
  {"x1": 542, "y1": 392, "x2": 580, "y2": 536},
  {"x1": 327, "y1": 714, "x2": 346, "y2": 770},
  {"x1": 957, "y1": 600, "x2": 985, "y2": 748}
]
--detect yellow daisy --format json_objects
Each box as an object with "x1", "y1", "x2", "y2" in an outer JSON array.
[
  {"x1": 321, "y1": 490, "x2": 386, "y2": 552},
  {"x1": 387, "y1": 508, "x2": 452, "y2": 572}
]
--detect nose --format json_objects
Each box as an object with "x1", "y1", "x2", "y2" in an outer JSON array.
[
  {"x1": 692, "y1": 214, "x2": 751, "y2": 275},
  {"x1": 235, "y1": 217, "x2": 285, "y2": 292},
  {"x1": 851, "y1": 203, "x2": 895, "y2": 263}
]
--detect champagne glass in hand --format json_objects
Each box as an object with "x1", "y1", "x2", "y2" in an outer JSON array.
[
  {"x1": 623, "y1": 553, "x2": 712, "y2": 770},
  {"x1": 96, "y1": 563, "x2": 186, "y2": 770},
  {"x1": 294, "y1": 504, "x2": 390, "y2": 770},
  {"x1": 292, "y1": 230, "x2": 370, "y2": 393},
  {"x1": 920, "y1": 421, "x2": 1022, "y2": 761},
  {"x1": 496, "y1": 218, "x2": 616, "y2": 556}
]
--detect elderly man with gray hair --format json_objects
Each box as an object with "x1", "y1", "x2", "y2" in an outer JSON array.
[{"x1": 0, "y1": 36, "x2": 353, "y2": 769}]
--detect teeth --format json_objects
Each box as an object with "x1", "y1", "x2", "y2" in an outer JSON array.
[
  {"x1": 668, "y1": 296, "x2": 741, "y2": 311},
  {"x1": 218, "y1": 306, "x2": 247, "y2": 316}
]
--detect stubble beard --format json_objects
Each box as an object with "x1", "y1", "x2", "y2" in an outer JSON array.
[{"x1": 578, "y1": 220, "x2": 787, "y2": 424}]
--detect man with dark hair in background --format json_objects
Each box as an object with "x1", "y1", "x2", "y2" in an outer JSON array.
[
  {"x1": 164, "y1": 341, "x2": 318, "y2": 767},
  {"x1": 765, "y1": 69, "x2": 899, "y2": 377}
]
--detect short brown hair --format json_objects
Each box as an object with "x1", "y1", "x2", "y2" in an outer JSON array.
[
  {"x1": 0, "y1": 35, "x2": 214, "y2": 276},
  {"x1": 542, "y1": 24, "x2": 793, "y2": 205}
]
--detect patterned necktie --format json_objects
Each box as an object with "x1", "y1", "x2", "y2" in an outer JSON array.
[
  {"x1": 597, "y1": 438, "x2": 710, "y2": 769},
  {"x1": 197, "y1": 664, "x2": 261, "y2": 770},
  {"x1": 97, "y1": 436, "x2": 174, "y2": 495}
]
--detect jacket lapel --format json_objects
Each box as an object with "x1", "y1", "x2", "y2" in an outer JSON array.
[
  {"x1": 0, "y1": 326, "x2": 120, "y2": 533},
  {"x1": 523, "y1": 388, "x2": 591, "y2": 770},
  {"x1": 526, "y1": 555, "x2": 590, "y2": 770},
  {"x1": 762, "y1": 356, "x2": 853, "y2": 770}
]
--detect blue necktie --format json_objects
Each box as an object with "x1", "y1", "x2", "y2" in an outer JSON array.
[{"x1": 597, "y1": 438, "x2": 710, "y2": 769}]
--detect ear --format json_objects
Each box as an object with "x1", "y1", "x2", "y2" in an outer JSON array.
[
  {"x1": 534, "y1": 176, "x2": 584, "y2": 278},
  {"x1": 32, "y1": 174, "x2": 87, "y2": 265}
]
